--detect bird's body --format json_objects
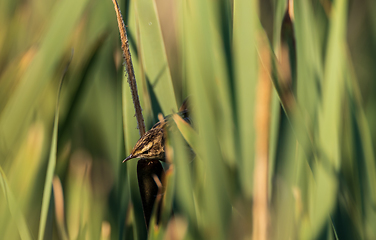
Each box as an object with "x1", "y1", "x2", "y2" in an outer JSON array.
[{"x1": 123, "y1": 99, "x2": 191, "y2": 162}]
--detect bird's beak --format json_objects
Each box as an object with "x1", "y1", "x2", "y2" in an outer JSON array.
[{"x1": 122, "y1": 154, "x2": 134, "y2": 163}]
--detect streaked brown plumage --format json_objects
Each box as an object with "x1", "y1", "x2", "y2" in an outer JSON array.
[{"x1": 123, "y1": 98, "x2": 191, "y2": 162}]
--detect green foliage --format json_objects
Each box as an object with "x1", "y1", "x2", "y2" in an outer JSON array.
[{"x1": 0, "y1": 0, "x2": 376, "y2": 239}]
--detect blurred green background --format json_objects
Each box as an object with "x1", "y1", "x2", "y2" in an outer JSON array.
[{"x1": 1, "y1": 0, "x2": 376, "y2": 239}]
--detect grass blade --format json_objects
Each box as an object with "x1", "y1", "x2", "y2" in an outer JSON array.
[
  {"x1": 52, "y1": 177, "x2": 69, "y2": 240},
  {"x1": 294, "y1": 0, "x2": 324, "y2": 116},
  {"x1": 172, "y1": 114, "x2": 199, "y2": 157},
  {"x1": 134, "y1": 0, "x2": 177, "y2": 115},
  {"x1": 168, "y1": 119, "x2": 197, "y2": 224},
  {"x1": 0, "y1": 167, "x2": 32, "y2": 240},
  {"x1": 311, "y1": 0, "x2": 348, "y2": 238},
  {"x1": 38, "y1": 55, "x2": 71, "y2": 240},
  {"x1": 183, "y1": 1, "x2": 232, "y2": 237},
  {"x1": 233, "y1": 0, "x2": 259, "y2": 197}
]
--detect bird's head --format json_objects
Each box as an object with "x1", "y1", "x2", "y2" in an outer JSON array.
[{"x1": 122, "y1": 127, "x2": 165, "y2": 162}]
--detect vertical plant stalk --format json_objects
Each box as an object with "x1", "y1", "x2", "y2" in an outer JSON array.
[
  {"x1": 112, "y1": 0, "x2": 164, "y2": 231},
  {"x1": 53, "y1": 176, "x2": 69, "y2": 240},
  {"x1": 112, "y1": 0, "x2": 146, "y2": 136},
  {"x1": 252, "y1": 35, "x2": 272, "y2": 240}
]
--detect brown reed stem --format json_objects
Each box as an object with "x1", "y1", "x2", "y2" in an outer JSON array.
[
  {"x1": 252, "y1": 34, "x2": 272, "y2": 240},
  {"x1": 112, "y1": 0, "x2": 146, "y2": 136}
]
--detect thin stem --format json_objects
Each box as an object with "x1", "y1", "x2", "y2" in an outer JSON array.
[
  {"x1": 252, "y1": 33, "x2": 271, "y2": 240},
  {"x1": 112, "y1": 0, "x2": 146, "y2": 136}
]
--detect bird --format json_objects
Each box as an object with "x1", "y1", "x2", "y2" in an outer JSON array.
[{"x1": 123, "y1": 98, "x2": 191, "y2": 163}]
